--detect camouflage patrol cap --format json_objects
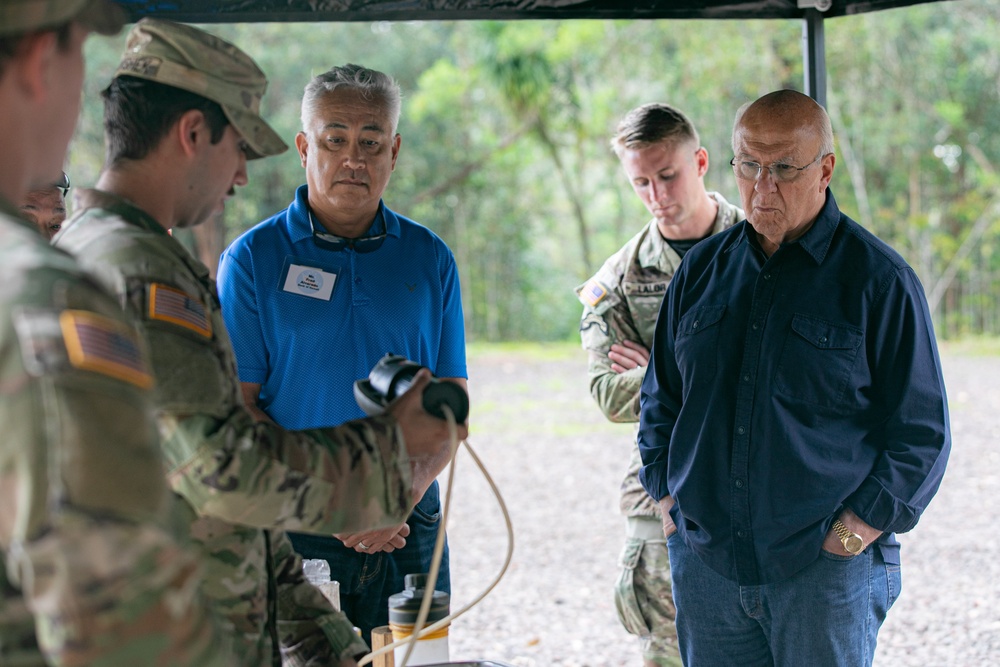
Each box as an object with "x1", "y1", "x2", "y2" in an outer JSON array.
[
  {"x1": 114, "y1": 18, "x2": 287, "y2": 160},
  {"x1": 0, "y1": 0, "x2": 125, "y2": 37}
]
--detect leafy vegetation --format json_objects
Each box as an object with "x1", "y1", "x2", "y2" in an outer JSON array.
[{"x1": 69, "y1": 2, "x2": 1000, "y2": 341}]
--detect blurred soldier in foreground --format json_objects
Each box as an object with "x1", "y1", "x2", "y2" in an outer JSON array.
[
  {"x1": 20, "y1": 171, "x2": 70, "y2": 240},
  {"x1": 577, "y1": 103, "x2": 741, "y2": 666},
  {"x1": 54, "y1": 19, "x2": 463, "y2": 666},
  {"x1": 0, "y1": 2, "x2": 228, "y2": 665}
]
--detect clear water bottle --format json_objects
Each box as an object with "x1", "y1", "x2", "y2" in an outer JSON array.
[
  {"x1": 302, "y1": 558, "x2": 341, "y2": 610},
  {"x1": 388, "y1": 573, "x2": 450, "y2": 666}
]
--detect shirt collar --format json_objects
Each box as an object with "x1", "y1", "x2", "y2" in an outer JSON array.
[
  {"x1": 795, "y1": 188, "x2": 840, "y2": 264},
  {"x1": 71, "y1": 188, "x2": 211, "y2": 281},
  {"x1": 729, "y1": 188, "x2": 841, "y2": 264},
  {"x1": 73, "y1": 188, "x2": 171, "y2": 237},
  {"x1": 638, "y1": 192, "x2": 734, "y2": 270},
  {"x1": 637, "y1": 217, "x2": 674, "y2": 270},
  {"x1": 287, "y1": 184, "x2": 400, "y2": 245}
]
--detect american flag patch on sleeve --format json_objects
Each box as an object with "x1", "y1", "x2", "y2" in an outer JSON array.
[
  {"x1": 59, "y1": 310, "x2": 153, "y2": 389},
  {"x1": 582, "y1": 279, "x2": 608, "y2": 307},
  {"x1": 148, "y1": 283, "x2": 212, "y2": 338}
]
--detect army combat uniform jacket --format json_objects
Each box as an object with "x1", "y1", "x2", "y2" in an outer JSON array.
[
  {"x1": 56, "y1": 190, "x2": 417, "y2": 665},
  {"x1": 576, "y1": 192, "x2": 742, "y2": 517},
  {"x1": 0, "y1": 202, "x2": 228, "y2": 666}
]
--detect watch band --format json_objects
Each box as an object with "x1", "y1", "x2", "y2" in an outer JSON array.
[{"x1": 832, "y1": 519, "x2": 865, "y2": 555}]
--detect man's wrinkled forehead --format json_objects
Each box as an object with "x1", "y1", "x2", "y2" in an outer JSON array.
[
  {"x1": 321, "y1": 119, "x2": 390, "y2": 134},
  {"x1": 24, "y1": 187, "x2": 65, "y2": 205},
  {"x1": 734, "y1": 122, "x2": 817, "y2": 159},
  {"x1": 310, "y1": 87, "x2": 395, "y2": 132}
]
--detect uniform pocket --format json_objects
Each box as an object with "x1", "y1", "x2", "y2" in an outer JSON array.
[
  {"x1": 774, "y1": 314, "x2": 863, "y2": 408},
  {"x1": 614, "y1": 537, "x2": 651, "y2": 636}
]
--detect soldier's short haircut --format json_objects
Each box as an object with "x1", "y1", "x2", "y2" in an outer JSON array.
[
  {"x1": 301, "y1": 63, "x2": 401, "y2": 134},
  {"x1": 102, "y1": 75, "x2": 230, "y2": 166},
  {"x1": 611, "y1": 103, "x2": 701, "y2": 158},
  {"x1": 0, "y1": 23, "x2": 73, "y2": 79}
]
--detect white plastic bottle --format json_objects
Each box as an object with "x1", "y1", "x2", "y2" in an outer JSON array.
[
  {"x1": 302, "y1": 558, "x2": 341, "y2": 610},
  {"x1": 388, "y1": 573, "x2": 450, "y2": 666}
]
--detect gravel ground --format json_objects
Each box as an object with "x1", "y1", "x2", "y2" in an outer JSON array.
[{"x1": 436, "y1": 345, "x2": 1000, "y2": 666}]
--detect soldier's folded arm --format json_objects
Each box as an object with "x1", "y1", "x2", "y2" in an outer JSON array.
[
  {"x1": 581, "y1": 308, "x2": 646, "y2": 424},
  {"x1": 577, "y1": 267, "x2": 649, "y2": 424}
]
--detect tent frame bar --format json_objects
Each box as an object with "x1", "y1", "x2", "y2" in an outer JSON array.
[{"x1": 802, "y1": 9, "x2": 828, "y2": 107}]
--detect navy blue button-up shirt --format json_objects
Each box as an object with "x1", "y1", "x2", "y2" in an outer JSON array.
[{"x1": 638, "y1": 190, "x2": 950, "y2": 586}]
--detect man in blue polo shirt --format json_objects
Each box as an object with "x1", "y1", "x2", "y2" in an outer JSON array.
[{"x1": 218, "y1": 63, "x2": 467, "y2": 643}]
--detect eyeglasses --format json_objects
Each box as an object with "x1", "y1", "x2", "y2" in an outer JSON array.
[
  {"x1": 729, "y1": 154, "x2": 827, "y2": 183},
  {"x1": 310, "y1": 210, "x2": 387, "y2": 253}
]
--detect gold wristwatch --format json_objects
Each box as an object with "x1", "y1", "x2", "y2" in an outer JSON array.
[{"x1": 832, "y1": 519, "x2": 865, "y2": 555}]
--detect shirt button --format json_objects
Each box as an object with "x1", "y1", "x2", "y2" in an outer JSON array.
[
  {"x1": 751, "y1": 321, "x2": 760, "y2": 330},
  {"x1": 692, "y1": 320, "x2": 700, "y2": 329},
  {"x1": 764, "y1": 272, "x2": 772, "y2": 280},
  {"x1": 734, "y1": 479, "x2": 745, "y2": 488},
  {"x1": 743, "y1": 373, "x2": 750, "y2": 382},
  {"x1": 737, "y1": 530, "x2": 747, "y2": 539},
  {"x1": 819, "y1": 336, "x2": 828, "y2": 344},
  {"x1": 737, "y1": 426, "x2": 746, "y2": 435}
]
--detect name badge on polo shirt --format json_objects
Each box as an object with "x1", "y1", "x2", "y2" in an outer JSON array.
[{"x1": 282, "y1": 263, "x2": 337, "y2": 301}]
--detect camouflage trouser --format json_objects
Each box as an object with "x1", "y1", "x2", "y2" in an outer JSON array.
[{"x1": 614, "y1": 516, "x2": 683, "y2": 667}]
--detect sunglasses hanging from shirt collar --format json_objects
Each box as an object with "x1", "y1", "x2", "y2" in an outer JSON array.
[{"x1": 310, "y1": 209, "x2": 387, "y2": 253}]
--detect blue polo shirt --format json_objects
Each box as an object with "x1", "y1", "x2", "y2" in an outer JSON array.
[{"x1": 217, "y1": 184, "x2": 467, "y2": 430}]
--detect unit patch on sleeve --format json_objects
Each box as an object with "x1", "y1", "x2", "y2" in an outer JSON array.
[
  {"x1": 148, "y1": 283, "x2": 212, "y2": 338},
  {"x1": 581, "y1": 278, "x2": 609, "y2": 307},
  {"x1": 59, "y1": 310, "x2": 153, "y2": 389}
]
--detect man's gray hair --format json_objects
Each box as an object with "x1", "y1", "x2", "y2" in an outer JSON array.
[
  {"x1": 611, "y1": 103, "x2": 700, "y2": 158},
  {"x1": 301, "y1": 63, "x2": 402, "y2": 133}
]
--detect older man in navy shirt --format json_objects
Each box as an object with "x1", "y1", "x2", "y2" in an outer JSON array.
[{"x1": 638, "y1": 89, "x2": 950, "y2": 667}]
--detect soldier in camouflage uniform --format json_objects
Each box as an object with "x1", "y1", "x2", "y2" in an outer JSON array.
[
  {"x1": 0, "y1": 3, "x2": 231, "y2": 665},
  {"x1": 576, "y1": 104, "x2": 742, "y2": 667},
  {"x1": 54, "y1": 19, "x2": 464, "y2": 667}
]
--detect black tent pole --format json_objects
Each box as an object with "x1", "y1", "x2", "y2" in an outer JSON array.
[{"x1": 802, "y1": 7, "x2": 827, "y2": 107}]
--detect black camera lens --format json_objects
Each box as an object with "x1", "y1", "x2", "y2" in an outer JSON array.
[
  {"x1": 356, "y1": 353, "x2": 469, "y2": 423},
  {"x1": 369, "y1": 355, "x2": 421, "y2": 399}
]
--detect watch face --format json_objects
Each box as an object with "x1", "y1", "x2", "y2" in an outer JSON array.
[{"x1": 844, "y1": 535, "x2": 865, "y2": 555}]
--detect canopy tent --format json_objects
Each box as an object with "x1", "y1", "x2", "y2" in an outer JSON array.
[
  {"x1": 118, "y1": 0, "x2": 949, "y2": 23},
  {"x1": 116, "y1": 0, "x2": 955, "y2": 106}
]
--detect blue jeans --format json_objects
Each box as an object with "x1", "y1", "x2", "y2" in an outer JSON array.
[
  {"x1": 667, "y1": 532, "x2": 901, "y2": 667},
  {"x1": 288, "y1": 481, "x2": 449, "y2": 645}
]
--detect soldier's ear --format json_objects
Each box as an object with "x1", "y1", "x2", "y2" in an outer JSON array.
[
  {"x1": 12, "y1": 31, "x2": 59, "y2": 104},
  {"x1": 695, "y1": 147, "x2": 709, "y2": 177},
  {"x1": 176, "y1": 109, "x2": 210, "y2": 158}
]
